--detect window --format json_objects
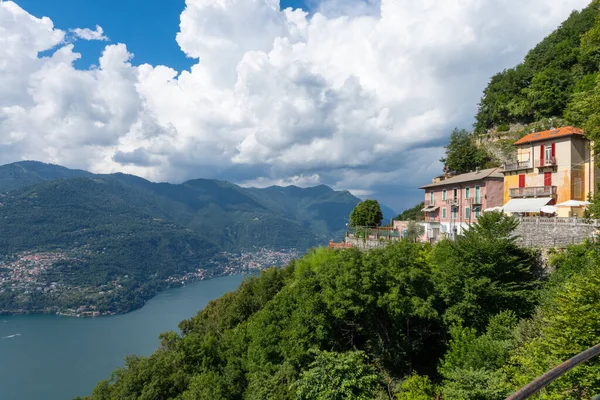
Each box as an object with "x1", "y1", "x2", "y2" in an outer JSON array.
[
  {"x1": 451, "y1": 206, "x2": 458, "y2": 220},
  {"x1": 442, "y1": 208, "x2": 447, "y2": 219},
  {"x1": 545, "y1": 145, "x2": 552, "y2": 163},
  {"x1": 475, "y1": 185, "x2": 481, "y2": 202},
  {"x1": 442, "y1": 190, "x2": 447, "y2": 200},
  {"x1": 429, "y1": 191, "x2": 434, "y2": 204},
  {"x1": 429, "y1": 211, "x2": 435, "y2": 219},
  {"x1": 465, "y1": 187, "x2": 470, "y2": 199},
  {"x1": 453, "y1": 188, "x2": 458, "y2": 199},
  {"x1": 465, "y1": 207, "x2": 470, "y2": 220},
  {"x1": 474, "y1": 206, "x2": 481, "y2": 218}
]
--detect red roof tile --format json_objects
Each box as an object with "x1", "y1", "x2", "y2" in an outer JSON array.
[{"x1": 514, "y1": 126, "x2": 584, "y2": 145}]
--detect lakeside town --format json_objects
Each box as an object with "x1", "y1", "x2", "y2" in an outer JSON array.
[{"x1": 0, "y1": 247, "x2": 301, "y2": 317}]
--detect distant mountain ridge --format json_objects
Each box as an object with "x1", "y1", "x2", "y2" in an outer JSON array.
[{"x1": 0, "y1": 161, "x2": 394, "y2": 314}]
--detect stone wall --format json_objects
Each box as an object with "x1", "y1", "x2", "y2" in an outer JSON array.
[{"x1": 514, "y1": 217, "x2": 598, "y2": 248}]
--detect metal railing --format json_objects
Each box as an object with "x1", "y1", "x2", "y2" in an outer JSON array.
[
  {"x1": 346, "y1": 226, "x2": 401, "y2": 239},
  {"x1": 504, "y1": 160, "x2": 532, "y2": 172},
  {"x1": 463, "y1": 197, "x2": 482, "y2": 205},
  {"x1": 537, "y1": 156, "x2": 557, "y2": 168},
  {"x1": 506, "y1": 342, "x2": 600, "y2": 399},
  {"x1": 510, "y1": 186, "x2": 557, "y2": 198},
  {"x1": 424, "y1": 200, "x2": 435, "y2": 207}
]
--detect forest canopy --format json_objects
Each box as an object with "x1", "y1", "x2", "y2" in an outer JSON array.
[{"x1": 82, "y1": 212, "x2": 600, "y2": 399}]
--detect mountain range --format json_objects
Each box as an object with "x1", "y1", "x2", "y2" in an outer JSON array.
[{"x1": 0, "y1": 161, "x2": 395, "y2": 314}]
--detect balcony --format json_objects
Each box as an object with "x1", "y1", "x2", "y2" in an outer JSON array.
[
  {"x1": 465, "y1": 197, "x2": 483, "y2": 205},
  {"x1": 445, "y1": 197, "x2": 459, "y2": 205},
  {"x1": 537, "y1": 157, "x2": 557, "y2": 169},
  {"x1": 509, "y1": 186, "x2": 557, "y2": 198},
  {"x1": 424, "y1": 200, "x2": 435, "y2": 207},
  {"x1": 416, "y1": 212, "x2": 440, "y2": 223},
  {"x1": 504, "y1": 160, "x2": 532, "y2": 172}
]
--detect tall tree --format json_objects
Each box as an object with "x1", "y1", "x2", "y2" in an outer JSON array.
[
  {"x1": 440, "y1": 128, "x2": 493, "y2": 175},
  {"x1": 431, "y1": 211, "x2": 539, "y2": 330},
  {"x1": 349, "y1": 200, "x2": 383, "y2": 227}
]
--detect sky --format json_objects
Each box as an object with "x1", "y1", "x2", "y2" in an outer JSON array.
[{"x1": 0, "y1": 0, "x2": 591, "y2": 211}]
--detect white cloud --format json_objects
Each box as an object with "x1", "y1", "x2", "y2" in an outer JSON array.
[
  {"x1": 0, "y1": 0, "x2": 591, "y2": 209},
  {"x1": 70, "y1": 25, "x2": 109, "y2": 41}
]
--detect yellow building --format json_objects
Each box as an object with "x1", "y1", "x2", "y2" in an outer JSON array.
[{"x1": 502, "y1": 126, "x2": 599, "y2": 217}]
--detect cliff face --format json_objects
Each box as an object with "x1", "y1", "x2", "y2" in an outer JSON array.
[{"x1": 475, "y1": 118, "x2": 567, "y2": 166}]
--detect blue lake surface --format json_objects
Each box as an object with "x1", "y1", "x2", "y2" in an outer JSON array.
[{"x1": 0, "y1": 274, "x2": 246, "y2": 400}]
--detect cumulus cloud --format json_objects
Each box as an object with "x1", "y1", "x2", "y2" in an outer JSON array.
[
  {"x1": 0, "y1": 0, "x2": 590, "y2": 209},
  {"x1": 70, "y1": 25, "x2": 109, "y2": 41}
]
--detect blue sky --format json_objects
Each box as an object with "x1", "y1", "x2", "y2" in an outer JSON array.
[{"x1": 16, "y1": 0, "x2": 309, "y2": 71}]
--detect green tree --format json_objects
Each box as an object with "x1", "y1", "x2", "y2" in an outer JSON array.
[
  {"x1": 506, "y1": 248, "x2": 600, "y2": 399},
  {"x1": 396, "y1": 374, "x2": 437, "y2": 400},
  {"x1": 440, "y1": 128, "x2": 494, "y2": 175},
  {"x1": 294, "y1": 350, "x2": 381, "y2": 400},
  {"x1": 431, "y1": 211, "x2": 539, "y2": 330},
  {"x1": 395, "y1": 202, "x2": 425, "y2": 221},
  {"x1": 349, "y1": 200, "x2": 383, "y2": 227},
  {"x1": 439, "y1": 311, "x2": 517, "y2": 400},
  {"x1": 405, "y1": 221, "x2": 425, "y2": 242}
]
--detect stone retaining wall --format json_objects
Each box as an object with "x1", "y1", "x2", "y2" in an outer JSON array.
[{"x1": 514, "y1": 217, "x2": 598, "y2": 248}]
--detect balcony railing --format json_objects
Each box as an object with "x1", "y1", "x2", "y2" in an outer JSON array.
[
  {"x1": 445, "y1": 197, "x2": 459, "y2": 205},
  {"x1": 509, "y1": 186, "x2": 557, "y2": 198},
  {"x1": 464, "y1": 197, "x2": 482, "y2": 205},
  {"x1": 424, "y1": 200, "x2": 435, "y2": 207},
  {"x1": 537, "y1": 157, "x2": 557, "y2": 168},
  {"x1": 504, "y1": 160, "x2": 532, "y2": 172}
]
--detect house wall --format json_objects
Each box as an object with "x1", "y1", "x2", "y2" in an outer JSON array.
[
  {"x1": 421, "y1": 176, "x2": 504, "y2": 241},
  {"x1": 486, "y1": 180, "x2": 504, "y2": 208},
  {"x1": 504, "y1": 136, "x2": 580, "y2": 205}
]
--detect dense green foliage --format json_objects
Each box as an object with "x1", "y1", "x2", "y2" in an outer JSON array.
[
  {"x1": 475, "y1": 0, "x2": 600, "y2": 131},
  {"x1": 85, "y1": 212, "x2": 558, "y2": 400},
  {"x1": 440, "y1": 128, "x2": 495, "y2": 174},
  {"x1": 394, "y1": 202, "x2": 424, "y2": 221},
  {"x1": 349, "y1": 199, "x2": 383, "y2": 227}
]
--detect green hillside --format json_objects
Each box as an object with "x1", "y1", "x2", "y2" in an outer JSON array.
[
  {"x1": 83, "y1": 213, "x2": 600, "y2": 400},
  {"x1": 475, "y1": 0, "x2": 600, "y2": 132},
  {"x1": 0, "y1": 161, "x2": 368, "y2": 314}
]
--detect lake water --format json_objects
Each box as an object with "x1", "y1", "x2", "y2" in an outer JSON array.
[{"x1": 0, "y1": 274, "x2": 247, "y2": 400}]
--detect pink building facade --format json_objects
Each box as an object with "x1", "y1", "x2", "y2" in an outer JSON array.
[{"x1": 417, "y1": 168, "x2": 504, "y2": 242}]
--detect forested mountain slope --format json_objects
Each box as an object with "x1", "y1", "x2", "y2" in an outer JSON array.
[
  {"x1": 475, "y1": 0, "x2": 600, "y2": 132},
  {"x1": 0, "y1": 161, "x2": 368, "y2": 314}
]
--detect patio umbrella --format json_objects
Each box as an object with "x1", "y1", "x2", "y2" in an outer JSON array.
[
  {"x1": 555, "y1": 200, "x2": 591, "y2": 207},
  {"x1": 483, "y1": 206, "x2": 503, "y2": 212},
  {"x1": 540, "y1": 205, "x2": 558, "y2": 214}
]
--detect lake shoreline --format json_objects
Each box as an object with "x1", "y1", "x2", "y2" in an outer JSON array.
[
  {"x1": 0, "y1": 270, "x2": 257, "y2": 318},
  {"x1": 0, "y1": 274, "x2": 248, "y2": 400}
]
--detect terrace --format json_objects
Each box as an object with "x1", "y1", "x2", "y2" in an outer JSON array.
[{"x1": 509, "y1": 186, "x2": 557, "y2": 199}]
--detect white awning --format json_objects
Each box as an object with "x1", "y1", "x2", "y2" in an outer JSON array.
[
  {"x1": 421, "y1": 205, "x2": 440, "y2": 212},
  {"x1": 502, "y1": 198, "x2": 552, "y2": 213},
  {"x1": 484, "y1": 206, "x2": 503, "y2": 213}
]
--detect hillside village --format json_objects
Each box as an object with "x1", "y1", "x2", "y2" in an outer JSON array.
[{"x1": 336, "y1": 125, "x2": 600, "y2": 249}]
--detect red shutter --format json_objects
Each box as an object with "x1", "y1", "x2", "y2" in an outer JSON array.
[
  {"x1": 544, "y1": 172, "x2": 552, "y2": 187},
  {"x1": 519, "y1": 174, "x2": 525, "y2": 188},
  {"x1": 551, "y1": 142, "x2": 556, "y2": 158},
  {"x1": 540, "y1": 144, "x2": 545, "y2": 166}
]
